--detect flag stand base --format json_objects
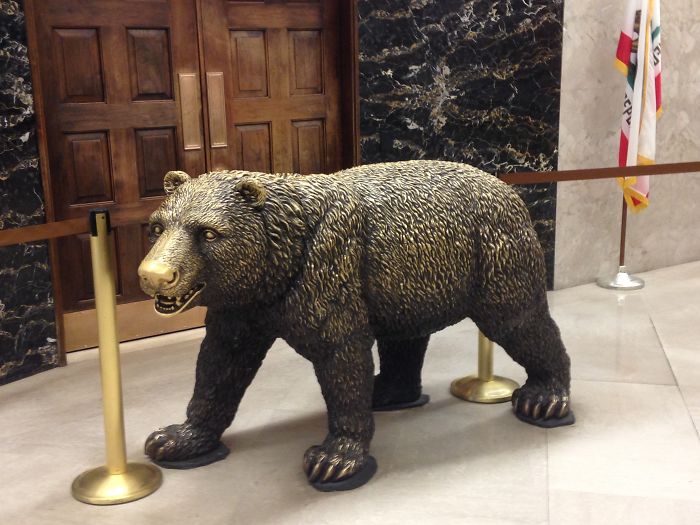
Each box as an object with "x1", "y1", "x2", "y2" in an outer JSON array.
[{"x1": 596, "y1": 265, "x2": 645, "y2": 290}]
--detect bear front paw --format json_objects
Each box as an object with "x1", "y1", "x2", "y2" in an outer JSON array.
[
  {"x1": 303, "y1": 437, "x2": 376, "y2": 490},
  {"x1": 145, "y1": 422, "x2": 220, "y2": 462},
  {"x1": 512, "y1": 382, "x2": 575, "y2": 428}
]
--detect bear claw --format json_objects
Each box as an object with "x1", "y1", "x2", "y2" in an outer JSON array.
[
  {"x1": 304, "y1": 448, "x2": 357, "y2": 483},
  {"x1": 512, "y1": 385, "x2": 574, "y2": 428},
  {"x1": 144, "y1": 431, "x2": 172, "y2": 459},
  {"x1": 145, "y1": 423, "x2": 220, "y2": 462},
  {"x1": 303, "y1": 438, "x2": 374, "y2": 490},
  {"x1": 531, "y1": 402, "x2": 542, "y2": 419}
]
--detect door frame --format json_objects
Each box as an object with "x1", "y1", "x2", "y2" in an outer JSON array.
[{"x1": 23, "y1": 0, "x2": 361, "y2": 361}]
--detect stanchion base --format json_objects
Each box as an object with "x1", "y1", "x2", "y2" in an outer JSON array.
[
  {"x1": 596, "y1": 266, "x2": 644, "y2": 290},
  {"x1": 72, "y1": 462, "x2": 162, "y2": 505},
  {"x1": 450, "y1": 375, "x2": 520, "y2": 404}
]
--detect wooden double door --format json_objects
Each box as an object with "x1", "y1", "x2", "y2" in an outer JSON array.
[{"x1": 29, "y1": 0, "x2": 359, "y2": 351}]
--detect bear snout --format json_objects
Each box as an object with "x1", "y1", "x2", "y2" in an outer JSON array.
[{"x1": 138, "y1": 259, "x2": 180, "y2": 294}]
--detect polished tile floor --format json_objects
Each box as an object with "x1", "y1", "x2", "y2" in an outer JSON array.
[{"x1": 2, "y1": 262, "x2": 699, "y2": 525}]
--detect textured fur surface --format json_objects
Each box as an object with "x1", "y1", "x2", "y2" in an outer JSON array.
[{"x1": 140, "y1": 160, "x2": 572, "y2": 489}]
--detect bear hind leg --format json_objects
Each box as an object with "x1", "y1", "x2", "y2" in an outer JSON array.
[
  {"x1": 477, "y1": 301, "x2": 574, "y2": 428},
  {"x1": 372, "y1": 335, "x2": 430, "y2": 411}
]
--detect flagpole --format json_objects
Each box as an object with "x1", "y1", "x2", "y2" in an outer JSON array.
[
  {"x1": 598, "y1": 0, "x2": 658, "y2": 292},
  {"x1": 597, "y1": 196, "x2": 644, "y2": 290},
  {"x1": 619, "y1": 198, "x2": 627, "y2": 266}
]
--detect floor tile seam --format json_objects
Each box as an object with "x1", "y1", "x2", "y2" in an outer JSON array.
[
  {"x1": 669, "y1": 386, "x2": 700, "y2": 441},
  {"x1": 570, "y1": 377, "x2": 678, "y2": 388},
  {"x1": 648, "y1": 314, "x2": 700, "y2": 441},
  {"x1": 548, "y1": 486, "x2": 700, "y2": 504},
  {"x1": 642, "y1": 299, "x2": 700, "y2": 322},
  {"x1": 593, "y1": 297, "x2": 675, "y2": 387},
  {"x1": 647, "y1": 310, "x2": 680, "y2": 387}
]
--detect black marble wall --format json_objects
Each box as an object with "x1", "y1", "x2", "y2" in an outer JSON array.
[
  {"x1": 358, "y1": 0, "x2": 563, "y2": 287},
  {"x1": 0, "y1": 1, "x2": 58, "y2": 385}
]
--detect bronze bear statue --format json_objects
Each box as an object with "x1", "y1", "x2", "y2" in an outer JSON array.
[{"x1": 138, "y1": 160, "x2": 573, "y2": 491}]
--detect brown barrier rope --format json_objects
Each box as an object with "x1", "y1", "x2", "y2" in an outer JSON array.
[
  {"x1": 0, "y1": 216, "x2": 89, "y2": 247},
  {"x1": 1, "y1": 161, "x2": 699, "y2": 248},
  {"x1": 498, "y1": 161, "x2": 700, "y2": 184},
  {"x1": 0, "y1": 201, "x2": 160, "y2": 247}
]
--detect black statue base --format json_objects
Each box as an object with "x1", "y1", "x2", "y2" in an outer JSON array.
[
  {"x1": 311, "y1": 456, "x2": 378, "y2": 492},
  {"x1": 373, "y1": 394, "x2": 430, "y2": 412},
  {"x1": 515, "y1": 410, "x2": 575, "y2": 428},
  {"x1": 152, "y1": 442, "x2": 230, "y2": 469}
]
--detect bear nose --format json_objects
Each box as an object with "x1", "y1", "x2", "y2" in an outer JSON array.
[{"x1": 138, "y1": 260, "x2": 179, "y2": 290}]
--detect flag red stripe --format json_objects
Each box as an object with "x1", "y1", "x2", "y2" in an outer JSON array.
[
  {"x1": 616, "y1": 32, "x2": 633, "y2": 64},
  {"x1": 655, "y1": 73, "x2": 662, "y2": 111},
  {"x1": 619, "y1": 132, "x2": 629, "y2": 167}
]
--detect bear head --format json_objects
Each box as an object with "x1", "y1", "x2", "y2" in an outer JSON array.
[{"x1": 138, "y1": 170, "x2": 272, "y2": 316}]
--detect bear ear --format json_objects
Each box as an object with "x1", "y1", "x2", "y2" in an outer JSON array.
[
  {"x1": 235, "y1": 179, "x2": 267, "y2": 209},
  {"x1": 163, "y1": 171, "x2": 191, "y2": 195}
]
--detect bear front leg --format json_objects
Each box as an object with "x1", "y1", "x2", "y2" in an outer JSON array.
[
  {"x1": 304, "y1": 333, "x2": 377, "y2": 491},
  {"x1": 145, "y1": 314, "x2": 274, "y2": 465}
]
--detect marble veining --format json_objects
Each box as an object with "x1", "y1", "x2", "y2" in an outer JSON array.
[
  {"x1": 0, "y1": 0, "x2": 58, "y2": 385},
  {"x1": 358, "y1": 0, "x2": 564, "y2": 287}
]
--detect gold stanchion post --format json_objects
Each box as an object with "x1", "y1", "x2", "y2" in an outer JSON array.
[
  {"x1": 450, "y1": 331, "x2": 519, "y2": 403},
  {"x1": 72, "y1": 209, "x2": 162, "y2": 505}
]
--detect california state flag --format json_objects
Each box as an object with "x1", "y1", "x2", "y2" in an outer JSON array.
[{"x1": 615, "y1": 0, "x2": 662, "y2": 211}]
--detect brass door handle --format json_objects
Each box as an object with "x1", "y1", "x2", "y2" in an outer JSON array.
[
  {"x1": 206, "y1": 72, "x2": 227, "y2": 149},
  {"x1": 177, "y1": 73, "x2": 203, "y2": 151}
]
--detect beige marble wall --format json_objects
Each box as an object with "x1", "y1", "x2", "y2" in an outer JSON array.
[{"x1": 555, "y1": 0, "x2": 700, "y2": 289}]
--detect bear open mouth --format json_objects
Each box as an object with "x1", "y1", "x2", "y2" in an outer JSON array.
[{"x1": 154, "y1": 284, "x2": 205, "y2": 317}]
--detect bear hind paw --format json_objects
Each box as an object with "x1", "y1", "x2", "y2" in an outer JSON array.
[
  {"x1": 145, "y1": 423, "x2": 224, "y2": 467},
  {"x1": 512, "y1": 384, "x2": 575, "y2": 428}
]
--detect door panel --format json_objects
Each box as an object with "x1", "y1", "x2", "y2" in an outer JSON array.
[
  {"x1": 235, "y1": 123, "x2": 273, "y2": 173},
  {"x1": 135, "y1": 127, "x2": 178, "y2": 198},
  {"x1": 229, "y1": 31, "x2": 269, "y2": 97},
  {"x1": 52, "y1": 28, "x2": 105, "y2": 103},
  {"x1": 33, "y1": 0, "x2": 207, "y2": 349},
  {"x1": 201, "y1": 0, "x2": 343, "y2": 175},
  {"x1": 127, "y1": 29, "x2": 173, "y2": 101},
  {"x1": 288, "y1": 30, "x2": 323, "y2": 95},
  {"x1": 292, "y1": 120, "x2": 325, "y2": 174},
  {"x1": 59, "y1": 230, "x2": 123, "y2": 310},
  {"x1": 62, "y1": 132, "x2": 114, "y2": 206}
]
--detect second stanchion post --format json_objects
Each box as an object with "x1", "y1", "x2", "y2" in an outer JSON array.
[{"x1": 450, "y1": 331, "x2": 519, "y2": 403}]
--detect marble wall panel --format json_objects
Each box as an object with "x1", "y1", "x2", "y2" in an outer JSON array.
[
  {"x1": 0, "y1": 1, "x2": 58, "y2": 384},
  {"x1": 358, "y1": 0, "x2": 564, "y2": 287},
  {"x1": 626, "y1": 172, "x2": 700, "y2": 272},
  {"x1": 555, "y1": 0, "x2": 700, "y2": 288}
]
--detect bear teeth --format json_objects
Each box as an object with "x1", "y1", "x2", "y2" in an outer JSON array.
[{"x1": 154, "y1": 284, "x2": 204, "y2": 314}]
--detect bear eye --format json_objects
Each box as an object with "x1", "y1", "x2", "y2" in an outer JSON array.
[
  {"x1": 201, "y1": 229, "x2": 218, "y2": 241},
  {"x1": 151, "y1": 223, "x2": 164, "y2": 236}
]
